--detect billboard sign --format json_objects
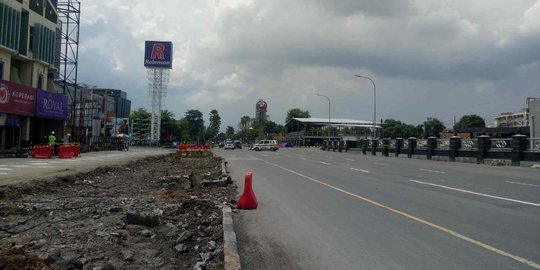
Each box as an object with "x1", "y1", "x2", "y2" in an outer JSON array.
[
  {"x1": 0, "y1": 80, "x2": 36, "y2": 116},
  {"x1": 36, "y1": 89, "x2": 68, "y2": 120},
  {"x1": 144, "y1": 41, "x2": 173, "y2": 68}
]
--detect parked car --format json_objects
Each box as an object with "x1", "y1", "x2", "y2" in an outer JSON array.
[
  {"x1": 233, "y1": 140, "x2": 242, "y2": 149},
  {"x1": 252, "y1": 140, "x2": 279, "y2": 151},
  {"x1": 224, "y1": 141, "x2": 234, "y2": 150},
  {"x1": 218, "y1": 141, "x2": 225, "y2": 148},
  {"x1": 282, "y1": 142, "x2": 294, "y2": 148}
]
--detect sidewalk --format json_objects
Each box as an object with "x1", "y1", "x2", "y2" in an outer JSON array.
[{"x1": 0, "y1": 147, "x2": 173, "y2": 185}]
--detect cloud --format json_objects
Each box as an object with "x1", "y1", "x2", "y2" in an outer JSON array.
[{"x1": 76, "y1": 0, "x2": 540, "y2": 129}]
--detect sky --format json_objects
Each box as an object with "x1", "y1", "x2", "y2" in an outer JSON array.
[{"x1": 77, "y1": 0, "x2": 540, "y2": 130}]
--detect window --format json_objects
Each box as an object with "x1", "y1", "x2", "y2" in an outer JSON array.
[
  {"x1": 37, "y1": 73, "x2": 43, "y2": 89},
  {"x1": 0, "y1": 61, "x2": 3, "y2": 80},
  {"x1": 29, "y1": 26, "x2": 34, "y2": 52}
]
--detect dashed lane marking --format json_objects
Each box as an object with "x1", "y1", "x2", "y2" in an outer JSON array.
[
  {"x1": 320, "y1": 161, "x2": 332, "y2": 165},
  {"x1": 420, "y1": 168, "x2": 446, "y2": 174},
  {"x1": 0, "y1": 172, "x2": 10, "y2": 175},
  {"x1": 410, "y1": 179, "x2": 540, "y2": 207},
  {"x1": 505, "y1": 181, "x2": 540, "y2": 188},
  {"x1": 0, "y1": 168, "x2": 13, "y2": 171},
  {"x1": 259, "y1": 159, "x2": 540, "y2": 270},
  {"x1": 301, "y1": 158, "x2": 307, "y2": 160},
  {"x1": 345, "y1": 158, "x2": 355, "y2": 161},
  {"x1": 10, "y1": 165, "x2": 32, "y2": 168},
  {"x1": 374, "y1": 162, "x2": 389, "y2": 166},
  {"x1": 350, "y1": 168, "x2": 370, "y2": 173}
]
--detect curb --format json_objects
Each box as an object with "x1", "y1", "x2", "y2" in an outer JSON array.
[{"x1": 222, "y1": 205, "x2": 241, "y2": 270}]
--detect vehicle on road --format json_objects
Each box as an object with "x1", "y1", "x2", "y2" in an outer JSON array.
[
  {"x1": 233, "y1": 140, "x2": 242, "y2": 149},
  {"x1": 224, "y1": 141, "x2": 234, "y2": 150},
  {"x1": 282, "y1": 142, "x2": 294, "y2": 148},
  {"x1": 253, "y1": 140, "x2": 279, "y2": 151},
  {"x1": 218, "y1": 141, "x2": 225, "y2": 148}
]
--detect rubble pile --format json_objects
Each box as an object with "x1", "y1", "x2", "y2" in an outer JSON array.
[{"x1": 0, "y1": 155, "x2": 236, "y2": 270}]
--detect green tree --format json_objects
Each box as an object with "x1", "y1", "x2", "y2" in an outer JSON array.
[
  {"x1": 184, "y1": 109, "x2": 204, "y2": 142},
  {"x1": 207, "y1": 109, "x2": 221, "y2": 140},
  {"x1": 453, "y1": 115, "x2": 486, "y2": 131},
  {"x1": 382, "y1": 119, "x2": 422, "y2": 139},
  {"x1": 238, "y1": 115, "x2": 252, "y2": 131},
  {"x1": 129, "y1": 108, "x2": 151, "y2": 138},
  {"x1": 161, "y1": 110, "x2": 180, "y2": 141},
  {"x1": 423, "y1": 117, "x2": 445, "y2": 138},
  {"x1": 286, "y1": 108, "x2": 310, "y2": 124},
  {"x1": 216, "y1": 132, "x2": 226, "y2": 142},
  {"x1": 226, "y1": 126, "x2": 235, "y2": 139}
]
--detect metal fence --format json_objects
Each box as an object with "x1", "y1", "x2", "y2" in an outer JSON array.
[{"x1": 528, "y1": 138, "x2": 540, "y2": 152}]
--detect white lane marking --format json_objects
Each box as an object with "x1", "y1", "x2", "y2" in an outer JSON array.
[
  {"x1": 28, "y1": 162, "x2": 50, "y2": 165},
  {"x1": 325, "y1": 156, "x2": 333, "y2": 159},
  {"x1": 35, "y1": 166, "x2": 55, "y2": 168},
  {"x1": 263, "y1": 154, "x2": 269, "y2": 157},
  {"x1": 10, "y1": 165, "x2": 32, "y2": 168},
  {"x1": 0, "y1": 164, "x2": 7, "y2": 166},
  {"x1": 420, "y1": 168, "x2": 446, "y2": 174},
  {"x1": 0, "y1": 168, "x2": 13, "y2": 171},
  {"x1": 285, "y1": 155, "x2": 292, "y2": 157},
  {"x1": 345, "y1": 158, "x2": 355, "y2": 161},
  {"x1": 374, "y1": 162, "x2": 389, "y2": 166},
  {"x1": 0, "y1": 172, "x2": 9, "y2": 175},
  {"x1": 410, "y1": 180, "x2": 540, "y2": 207},
  {"x1": 300, "y1": 158, "x2": 307, "y2": 160},
  {"x1": 505, "y1": 181, "x2": 540, "y2": 188},
  {"x1": 320, "y1": 161, "x2": 332, "y2": 165},
  {"x1": 350, "y1": 168, "x2": 370, "y2": 173}
]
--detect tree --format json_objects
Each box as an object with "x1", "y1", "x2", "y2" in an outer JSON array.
[
  {"x1": 423, "y1": 117, "x2": 445, "y2": 138},
  {"x1": 238, "y1": 115, "x2": 252, "y2": 131},
  {"x1": 286, "y1": 108, "x2": 310, "y2": 124},
  {"x1": 184, "y1": 110, "x2": 204, "y2": 142},
  {"x1": 207, "y1": 109, "x2": 221, "y2": 140},
  {"x1": 216, "y1": 132, "x2": 226, "y2": 142},
  {"x1": 129, "y1": 108, "x2": 152, "y2": 138},
  {"x1": 381, "y1": 119, "x2": 422, "y2": 139},
  {"x1": 160, "y1": 110, "x2": 181, "y2": 141},
  {"x1": 453, "y1": 115, "x2": 486, "y2": 131},
  {"x1": 226, "y1": 126, "x2": 235, "y2": 139}
]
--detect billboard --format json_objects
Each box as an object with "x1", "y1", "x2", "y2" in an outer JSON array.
[
  {"x1": 0, "y1": 80, "x2": 36, "y2": 116},
  {"x1": 144, "y1": 41, "x2": 173, "y2": 68},
  {"x1": 36, "y1": 89, "x2": 68, "y2": 120}
]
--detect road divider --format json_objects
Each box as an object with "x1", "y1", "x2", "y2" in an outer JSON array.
[{"x1": 410, "y1": 179, "x2": 540, "y2": 207}]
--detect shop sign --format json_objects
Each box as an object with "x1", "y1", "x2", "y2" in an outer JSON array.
[
  {"x1": 0, "y1": 80, "x2": 36, "y2": 116},
  {"x1": 36, "y1": 89, "x2": 68, "y2": 120}
]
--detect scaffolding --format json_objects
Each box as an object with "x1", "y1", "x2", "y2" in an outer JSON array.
[
  {"x1": 55, "y1": 0, "x2": 81, "y2": 133},
  {"x1": 146, "y1": 68, "x2": 169, "y2": 143}
]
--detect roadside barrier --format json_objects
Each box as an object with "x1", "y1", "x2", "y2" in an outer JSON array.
[
  {"x1": 32, "y1": 145, "x2": 53, "y2": 159},
  {"x1": 237, "y1": 172, "x2": 258, "y2": 209},
  {"x1": 71, "y1": 144, "x2": 80, "y2": 157},
  {"x1": 176, "y1": 144, "x2": 213, "y2": 158},
  {"x1": 58, "y1": 145, "x2": 74, "y2": 158}
]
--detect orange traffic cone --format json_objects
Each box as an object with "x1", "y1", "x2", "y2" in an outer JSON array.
[{"x1": 237, "y1": 172, "x2": 258, "y2": 209}]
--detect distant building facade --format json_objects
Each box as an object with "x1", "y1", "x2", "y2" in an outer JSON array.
[
  {"x1": 493, "y1": 109, "x2": 529, "y2": 127},
  {"x1": 1, "y1": 0, "x2": 64, "y2": 151}
]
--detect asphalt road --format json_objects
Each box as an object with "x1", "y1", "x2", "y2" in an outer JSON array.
[
  {"x1": 0, "y1": 147, "x2": 172, "y2": 185},
  {"x1": 217, "y1": 147, "x2": 540, "y2": 270}
]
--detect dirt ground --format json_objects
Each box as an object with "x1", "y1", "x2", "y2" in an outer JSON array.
[{"x1": 0, "y1": 154, "x2": 236, "y2": 270}]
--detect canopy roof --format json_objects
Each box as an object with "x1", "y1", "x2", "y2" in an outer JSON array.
[{"x1": 287, "y1": 118, "x2": 381, "y2": 128}]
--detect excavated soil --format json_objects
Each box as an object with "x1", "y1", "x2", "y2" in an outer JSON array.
[{"x1": 0, "y1": 154, "x2": 236, "y2": 270}]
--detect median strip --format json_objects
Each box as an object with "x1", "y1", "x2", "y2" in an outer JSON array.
[
  {"x1": 259, "y1": 159, "x2": 540, "y2": 270},
  {"x1": 410, "y1": 179, "x2": 540, "y2": 207}
]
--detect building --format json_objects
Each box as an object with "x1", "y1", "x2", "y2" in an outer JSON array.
[
  {"x1": 285, "y1": 118, "x2": 380, "y2": 146},
  {"x1": 494, "y1": 109, "x2": 529, "y2": 127},
  {"x1": 528, "y1": 97, "x2": 539, "y2": 139},
  {"x1": 1, "y1": 0, "x2": 65, "y2": 152},
  {"x1": 91, "y1": 88, "x2": 131, "y2": 136}
]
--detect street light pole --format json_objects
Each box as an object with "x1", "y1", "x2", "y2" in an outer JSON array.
[
  {"x1": 316, "y1": 93, "x2": 331, "y2": 139},
  {"x1": 354, "y1": 75, "x2": 377, "y2": 139}
]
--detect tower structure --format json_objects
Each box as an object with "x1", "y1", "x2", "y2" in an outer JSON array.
[{"x1": 144, "y1": 41, "x2": 173, "y2": 143}]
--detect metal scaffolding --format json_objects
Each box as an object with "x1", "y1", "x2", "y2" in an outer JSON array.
[
  {"x1": 55, "y1": 0, "x2": 81, "y2": 132},
  {"x1": 146, "y1": 68, "x2": 169, "y2": 142}
]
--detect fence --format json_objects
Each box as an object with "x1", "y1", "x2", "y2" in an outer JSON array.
[
  {"x1": 322, "y1": 135, "x2": 540, "y2": 166},
  {"x1": 71, "y1": 135, "x2": 127, "y2": 152}
]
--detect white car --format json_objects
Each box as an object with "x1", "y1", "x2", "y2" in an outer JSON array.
[
  {"x1": 252, "y1": 140, "x2": 279, "y2": 151},
  {"x1": 224, "y1": 141, "x2": 235, "y2": 150}
]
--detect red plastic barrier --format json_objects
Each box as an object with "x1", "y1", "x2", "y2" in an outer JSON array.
[
  {"x1": 237, "y1": 172, "x2": 258, "y2": 209},
  {"x1": 58, "y1": 145, "x2": 74, "y2": 158},
  {"x1": 71, "y1": 145, "x2": 80, "y2": 157},
  {"x1": 32, "y1": 145, "x2": 52, "y2": 159}
]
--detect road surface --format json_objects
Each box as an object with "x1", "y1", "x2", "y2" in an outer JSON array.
[
  {"x1": 0, "y1": 147, "x2": 172, "y2": 185},
  {"x1": 217, "y1": 147, "x2": 540, "y2": 270}
]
